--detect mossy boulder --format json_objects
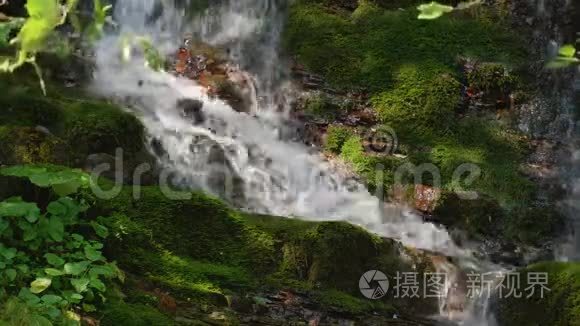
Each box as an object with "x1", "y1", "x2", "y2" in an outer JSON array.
[
  {"x1": 86, "y1": 184, "x2": 437, "y2": 314},
  {"x1": 284, "y1": 0, "x2": 524, "y2": 91},
  {"x1": 467, "y1": 62, "x2": 516, "y2": 94},
  {"x1": 101, "y1": 301, "x2": 175, "y2": 326},
  {"x1": 324, "y1": 124, "x2": 354, "y2": 153},
  {"x1": 433, "y1": 191, "x2": 505, "y2": 239},
  {"x1": 0, "y1": 75, "x2": 153, "y2": 181},
  {"x1": 0, "y1": 127, "x2": 68, "y2": 165},
  {"x1": 303, "y1": 92, "x2": 345, "y2": 121},
  {"x1": 495, "y1": 262, "x2": 580, "y2": 326},
  {"x1": 434, "y1": 191, "x2": 563, "y2": 247},
  {"x1": 285, "y1": 0, "x2": 535, "y2": 211},
  {"x1": 373, "y1": 65, "x2": 462, "y2": 136}
]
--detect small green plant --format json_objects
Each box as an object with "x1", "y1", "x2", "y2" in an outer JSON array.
[
  {"x1": 0, "y1": 0, "x2": 112, "y2": 94},
  {"x1": 546, "y1": 44, "x2": 579, "y2": 68},
  {"x1": 324, "y1": 125, "x2": 353, "y2": 154},
  {"x1": 417, "y1": 1, "x2": 481, "y2": 20},
  {"x1": 0, "y1": 165, "x2": 122, "y2": 325}
]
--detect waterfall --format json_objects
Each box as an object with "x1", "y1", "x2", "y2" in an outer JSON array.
[{"x1": 89, "y1": 0, "x2": 507, "y2": 323}]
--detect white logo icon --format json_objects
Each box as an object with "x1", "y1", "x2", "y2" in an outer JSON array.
[{"x1": 359, "y1": 270, "x2": 389, "y2": 299}]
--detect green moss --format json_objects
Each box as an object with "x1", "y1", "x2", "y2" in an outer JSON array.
[
  {"x1": 0, "y1": 127, "x2": 68, "y2": 165},
  {"x1": 503, "y1": 205, "x2": 564, "y2": 245},
  {"x1": 60, "y1": 100, "x2": 145, "y2": 164},
  {"x1": 434, "y1": 191, "x2": 505, "y2": 239},
  {"x1": 284, "y1": 1, "x2": 525, "y2": 91},
  {"x1": 244, "y1": 214, "x2": 405, "y2": 294},
  {"x1": 98, "y1": 186, "x2": 262, "y2": 266},
  {"x1": 95, "y1": 185, "x2": 411, "y2": 298},
  {"x1": 467, "y1": 62, "x2": 517, "y2": 93},
  {"x1": 313, "y1": 289, "x2": 394, "y2": 315},
  {"x1": 304, "y1": 92, "x2": 344, "y2": 120},
  {"x1": 123, "y1": 248, "x2": 253, "y2": 302},
  {"x1": 0, "y1": 74, "x2": 148, "y2": 168},
  {"x1": 372, "y1": 65, "x2": 462, "y2": 136},
  {"x1": 287, "y1": 0, "x2": 534, "y2": 209},
  {"x1": 101, "y1": 302, "x2": 175, "y2": 326},
  {"x1": 340, "y1": 135, "x2": 407, "y2": 193},
  {"x1": 496, "y1": 262, "x2": 580, "y2": 326}
]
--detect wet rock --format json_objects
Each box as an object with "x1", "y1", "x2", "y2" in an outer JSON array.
[
  {"x1": 228, "y1": 295, "x2": 254, "y2": 314},
  {"x1": 414, "y1": 185, "x2": 441, "y2": 213},
  {"x1": 177, "y1": 98, "x2": 205, "y2": 124},
  {"x1": 153, "y1": 288, "x2": 178, "y2": 315},
  {"x1": 150, "y1": 138, "x2": 166, "y2": 158}
]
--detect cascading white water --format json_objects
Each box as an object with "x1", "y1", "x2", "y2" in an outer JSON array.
[
  {"x1": 94, "y1": 0, "x2": 466, "y2": 258},
  {"x1": 90, "y1": 0, "x2": 504, "y2": 323}
]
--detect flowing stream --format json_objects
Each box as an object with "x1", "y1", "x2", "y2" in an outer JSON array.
[{"x1": 91, "y1": 0, "x2": 512, "y2": 324}]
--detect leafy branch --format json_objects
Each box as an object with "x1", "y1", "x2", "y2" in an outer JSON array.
[
  {"x1": 546, "y1": 44, "x2": 579, "y2": 69},
  {"x1": 0, "y1": 165, "x2": 121, "y2": 325},
  {"x1": 0, "y1": 0, "x2": 113, "y2": 95},
  {"x1": 417, "y1": 1, "x2": 482, "y2": 20}
]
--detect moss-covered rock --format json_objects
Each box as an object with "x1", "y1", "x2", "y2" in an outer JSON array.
[
  {"x1": 303, "y1": 92, "x2": 345, "y2": 120},
  {"x1": 0, "y1": 74, "x2": 154, "y2": 181},
  {"x1": 284, "y1": 0, "x2": 524, "y2": 91},
  {"x1": 372, "y1": 65, "x2": 462, "y2": 135},
  {"x1": 324, "y1": 124, "x2": 354, "y2": 153},
  {"x1": 434, "y1": 191, "x2": 505, "y2": 239},
  {"x1": 101, "y1": 301, "x2": 175, "y2": 326},
  {"x1": 467, "y1": 62, "x2": 517, "y2": 94},
  {"x1": 434, "y1": 190, "x2": 563, "y2": 246},
  {"x1": 85, "y1": 183, "x2": 438, "y2": 315},
  {"x1": 340, "y1": 134, "x2": 407, "y2": 194},
  {"x1": 495, "y1": 262, "x2": 580, "y2": 326},
  {"x1": 0, "y1": 127, "x2": 68, "y2": 165}
]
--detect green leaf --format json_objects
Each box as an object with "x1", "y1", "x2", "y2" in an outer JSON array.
[
  {"x1": 29, "y1": 315, "x2": 53, "y2": 326},
  {"x1": 84, "y1": 246, "x2": 102, "y2": 261},
  {"x1": 47, "y1": 216, "x2": 64, "y2": 241},
  {"x1": 82, "y1": 303, "x2": 97, "y2": 312},
  {"x1": 45, "y1": 253, "x2": 65, "y2": 266},
  {"x1": 47, "y1": 197, "x2": 81, "y2": 224},
  {"x1": 71, "y1": 234, "x2": 84, "y2": 242},
  {"x1": 23, "y1": 227, "x2": 38, "y2": 241},
  {"x1": 5, "y1": 268, "x2": 17, "y2": 281},
  {"x1": 88, "y1": 278, "x2": 106, "y2": 292},
  {"x1": 417, "y1": 1, "x2": 454, "y2": 20},
  {"x1": 559, "y1": 44, "x2": 577, "y2": 58},
  {"x1": 16, "y1": 264, "x2": 29, "y2": 274},
  {"x1": 30, "y1": 277, "x2": 52, "y2": 294},
  {"x1": 0, "y1": 197, "x2": 40, "y2": 222},
  {"x1": 18, "y1": 288, "x2": 41, "y2": 305},
  {"x1": 0, "y1": 166, "x2": 47, "y2": 178},
  {"x1": 53, "y1": 180, "x2": 82, "y2": 197},
  {"x1": 88, "y1": 265, "x2": 114, "y2": 278},
  {"x1": 64, "y1": 261, "x2": 90, "y2": 276},
  {"x1": 0, "y1": 247, "x2": 17, "y2": 260},
  {"x1": 0, "y1": 218, "x2": 9, "y2": 234},
  {"x1": 0, "y1": 18, "x2": 25, "y2": 47},
  {"x1": 45, "y1": 268, "x2": 64, "y2": 276},
  {"x1": 26, "y1": 0, "x2": 60, "y2": 21},
  {"x1": 70, "y1": 278, "x2": 90, "y2": 293},
  {"x1": 546, "y1": 56, "x2": 580, "y2": 69},
  {"x1": 41, "y1": 294, "x2": 62, "y2": 305},
  {"x1": 90, "y1": 221, "x2": 109, "y2": 238}
]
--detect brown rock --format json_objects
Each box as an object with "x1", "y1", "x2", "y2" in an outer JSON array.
[{"x1": 414, "y1": 185, "x2": 441, "y2": 213}]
